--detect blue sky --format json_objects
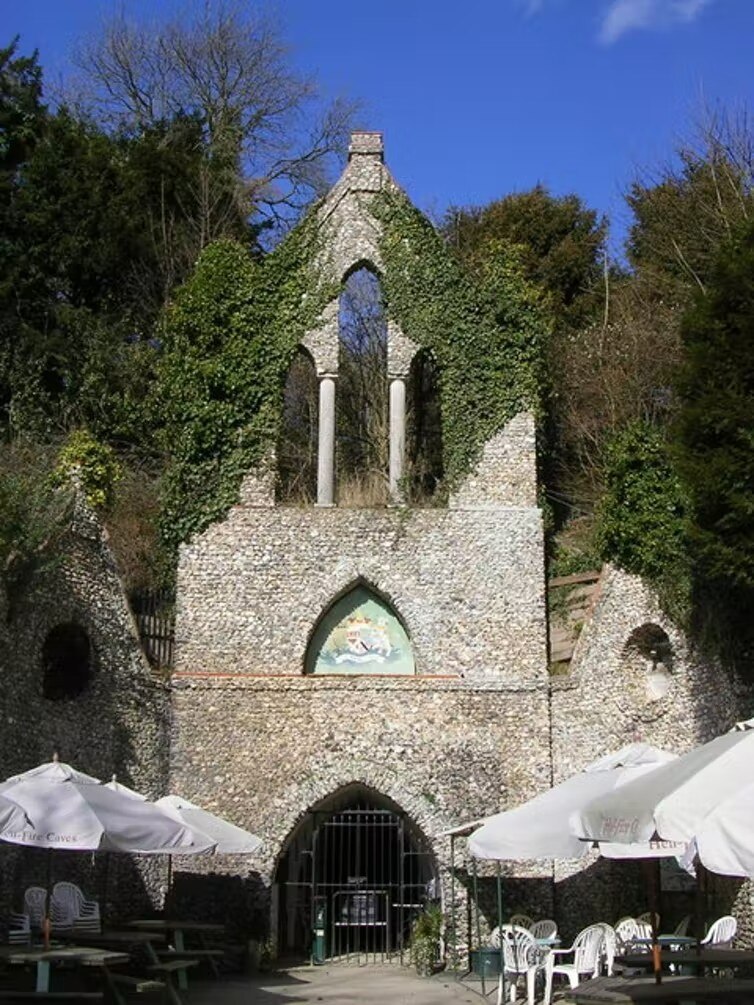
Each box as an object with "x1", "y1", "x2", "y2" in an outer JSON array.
[{"x1": 8, "y1": 0, "x2": 753, "y2": 250}]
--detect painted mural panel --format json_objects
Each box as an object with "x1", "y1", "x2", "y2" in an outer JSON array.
[{"x1": 307, "y1": 586, "x2": 414, "y2": 675}]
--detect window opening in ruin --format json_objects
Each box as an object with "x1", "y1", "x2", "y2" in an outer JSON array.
[
  {"x1": 406, "y1": 349, "x2": 444, "y2": 502},
  {"x1": 336, "y1": 267, "x2": 388, "y2": 506},
  {"x1": 277, "y1": 347, "x2": 319, "y2": 503},
  {"x1": 305, "y1": 584, "x2": 415, "y2": 676},
  {"x1": 623, "y1": 623, "x2": 674, "y2": 704},
  {"x1": 41, "y1": 623, "x2": 93, "y2": 700},
  {"x1": 274, "y1": 784, "x2": 438, "y2": 965}
]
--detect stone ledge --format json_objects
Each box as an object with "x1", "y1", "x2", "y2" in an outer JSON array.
[{"x1": 170, "y1": 673, "x2": 548, "y2": 694}]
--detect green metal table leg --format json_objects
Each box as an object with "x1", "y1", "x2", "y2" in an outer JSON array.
[
  {"x1": 35, "y1": 961, "x2": 50, "y2": 994},
  {"x1": 174, "y1": 930, "x2": 188, "y2": 991}
]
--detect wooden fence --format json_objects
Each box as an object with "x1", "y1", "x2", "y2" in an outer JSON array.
[{"x1": 130, "y1": 588, "x2": 175, "y2": 672}]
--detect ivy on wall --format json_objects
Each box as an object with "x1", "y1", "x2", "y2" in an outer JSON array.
[
  {"x1": 159, "y1": 188, "x2": 548, "y2": 553},
  {"x1": 596, "y1": 420, "x2": 689, "y2": 614},
  {"x1": 373, "y1": 190, "x2": 548, "y2": 486},
  {"x1": 158, "y1": 222, "x2": 336, "y2": 553}
]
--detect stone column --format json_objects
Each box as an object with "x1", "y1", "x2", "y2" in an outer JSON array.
[
  {"x1": 389, "y1": 377, "x2": 406, "y2": 503},
  {"x1": 316, "y1": 374, "x2": 336, "y2": 506}
]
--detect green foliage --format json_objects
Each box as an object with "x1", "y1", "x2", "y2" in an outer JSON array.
[
  {"x1": 444, "y1": 184, "x2": 607, "y2": 333},
  {"x1": 0, "y1": 444, "x2": 73, "y2": 609},
  {"x1": 373, "y1": 190, "x2": 549, "y2": 487},
  {"x1": 675, "y1": 219, "x2": 754, "y2": 599},
  {"x1": 53, "y1": 429, "x2": 122, "y2": 510},
  {"x1": 410, "y1": 904, "x2": 443, "y2": 976},
  {"x1": 597, "y1": 421, "x2": 688, "y2": 596},
  {"x1": 158, "y1": 226, "x2": 337, "y2": 551},
  {"x1": 626, "y1": 153, "x2": 753, "y2": 292}
]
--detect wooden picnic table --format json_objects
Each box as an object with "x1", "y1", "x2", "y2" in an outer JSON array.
[
  {"x1": 56, "y1": 929, "x2": 166, "y2": 964},
  {"x1": 125, "y1": 919, "x2": 225, "y2": 989},
  {"x1": 0, "y1": 944, "x2": 129, "y2": 998},
  {"x1": 567, "y1": 974, "x2": 754, "y2": 1003},
  {"x1": 617, "y1": 948, "x2": 754, "y2": 973}
]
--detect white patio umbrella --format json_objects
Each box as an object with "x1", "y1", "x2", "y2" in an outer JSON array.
[
  {"x1": 468, "y1": 742, "x2": 682, "y2": 861},
  {"x1": 155, "y1": 795, "x2": 262, "y2": 856},
  {"x1": 0, "y1": 758, "x2": 215, "y2": 941},
  {"x1": 465, "y1": 743, "x2": 683, "y2": 990},
  {"x1": 106, "y1": 781, "x2": 261, "y2": 897},
  {"x1": 155, "y1": 794, "x2": 262, "y2": 899},
  {"x1": 0, "y1": 759, "x2": 212, "y2": 853},
  {"x1": 571, "y1": 717, "x2": 754, "y2": 862}
]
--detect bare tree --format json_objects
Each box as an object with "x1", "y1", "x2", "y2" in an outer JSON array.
[
  {"x1": 555, "y1": 273, "x2": 684, "y2": 508},
  {"x1": 72, "y1": 1, "x2": 356, "y2": 233}
]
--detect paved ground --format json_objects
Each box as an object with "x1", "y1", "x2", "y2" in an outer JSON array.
[{"x1": 187, "y1": 964, "x2": 487, "y2": 1004}]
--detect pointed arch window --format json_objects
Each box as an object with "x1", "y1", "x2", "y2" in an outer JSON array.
[{"x1": 306, "y1": 585, "x2": 414, "y2": 675}]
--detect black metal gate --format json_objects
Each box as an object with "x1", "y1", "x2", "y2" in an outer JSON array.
[{"x1": 277, "y1": 788, "x2": 437, "y2": 964}]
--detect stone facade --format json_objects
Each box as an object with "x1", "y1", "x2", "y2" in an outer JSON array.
[
  {"x1": 0, "y1": 129, "x2": 749, "y2": 957},
  {"x1": 170, "y1": 403, "x2": 550, "y2": 945},
  {"x1": 166, "y1": 132, "x2": 748, "y2": 951},
  {"x1": 0, "y1": 498, "x2": 169, "y2": 923},
  {"x1": 549, "y1": 566, "x2": 745, "y2": 940}
]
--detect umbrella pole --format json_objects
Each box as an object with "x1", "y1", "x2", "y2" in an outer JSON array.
[
  {"x1": 472, "y1": 857, "x2": 485, "y2": 997},
  {"x1": 43, "y1": 850, "x2": 52, "y2": 950},
  {"x1": 496, "y1": 861, "x2": 505, "y2": 1005},
  {"x1": 643, "y1": 859, "x2": 662, "y2": 985},
  {"x1": 166, "y1": 855, "x2": 173, "y2": 910},
  {"x1": 102, "y1": 852, "x2": 110, "y2": 929},
  {"x1": 694, "y1": 863, "x2": 705, "y2": 955}
]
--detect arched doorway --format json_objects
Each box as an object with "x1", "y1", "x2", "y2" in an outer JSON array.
[{"x1": 274, "y1": 784, "x2": 439, "y2": 964}]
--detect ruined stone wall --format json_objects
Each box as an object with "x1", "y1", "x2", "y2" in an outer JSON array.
[
  {"x1": 170, "y1": 406, "x2": 548, "y2": 940},
  {"x1": 550, "y1": 566, "x2": 747, "y2": 941},
  {"x1": 0, "y1": 498, "x2": 169, "y2": 922}
]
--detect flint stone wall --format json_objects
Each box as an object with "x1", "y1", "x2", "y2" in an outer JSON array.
[
  {"x1": 550, "y1": 565, "x2": 747, "y2": 942},
  {"x1": 170, "y1": 405, "x2": 549, "y2": 937},
  {"x1": 0, "y1": 497, "x2": 169, "y2": 924}
]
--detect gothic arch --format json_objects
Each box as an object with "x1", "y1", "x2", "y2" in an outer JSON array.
[
  {"x1": 265, "y1": 759, "x2": 450, "y2": 878},
  {"x1": 271, "y1": 775, "x2": 442, "y2": 960},
  {"x1": 304, "y1": 578, "x2": 414, "y2": 676},
  {"x1": 277, "y1": 346, "x2": 318, "y2": 503}
]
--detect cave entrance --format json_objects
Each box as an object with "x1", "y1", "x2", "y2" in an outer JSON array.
[{"x1": 275, "y1": 784, "x2": 438, "y2": 964}]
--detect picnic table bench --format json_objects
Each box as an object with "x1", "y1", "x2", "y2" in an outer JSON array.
[
  {"x1": 145, "y1": 960, "x2": 198, "y2": 1005},
  {"x1": 567, "y1": 974, "x2": 754, "y2": 1003}
]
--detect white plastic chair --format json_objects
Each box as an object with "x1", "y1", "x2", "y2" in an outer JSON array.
[
  {"x1": 543, "y1": 924, "x2": 606, "y2": 1005},
  {"x1": 614, "y1": 917, "x2": 651, "y2": 952},
  {"x1": 702, "y1": 915, "x2": 736, "y2": 948},
  {"x1": 637, "y1": 911, "x2": 660, "y2": 928},
  {"x1": 509, "y1": 914, "x2": 534, "y2": 931},
  {"x1": 497, "y1": 925, "x2": 545, "y2": 1005},
  {"x1": 23, "y1": 887, "x2": 47, "y2": 931},
  {"x1": 8, "y1": 913, "x2": 31, "y2": 945},
  {"x1": 51, "y1": 882, "x2": 101, "y2": 934},
  {"x1": 530, "y1": 919, "x2": 558, "y2": 941}
]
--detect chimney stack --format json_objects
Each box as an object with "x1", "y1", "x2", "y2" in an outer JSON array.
[{"x1": 348, "y1": 131, "x2": 384, "y2": 162}]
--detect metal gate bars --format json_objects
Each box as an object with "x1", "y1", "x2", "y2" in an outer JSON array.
[{"x1": 282, "y1": 795, "x2": 437, "y2": 965}]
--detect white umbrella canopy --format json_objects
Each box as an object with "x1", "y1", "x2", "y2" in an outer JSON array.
[
  {"x1": 156, "y1": 795, "x2": 262, "y2": 855},
  {"x1": 0, "y1": 758, "x2": 212, "y2": 853},
  {"x1": 684, "y1": 779, "x2": 754, "y2": 878},
  {"x1": 468, "y1": 742, "x2": 681, "y2": 861},
  {"x1": 572, "y1": 717, "x2": 754, "y2": 857}
]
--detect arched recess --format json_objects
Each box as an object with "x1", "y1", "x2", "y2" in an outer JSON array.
[
  {"x1": 41, "y1": 623, "x2": 93, "y2": 700},
  {"x1": 337, "y1": 265, "x2": 388, "y2": 506},
  {"x1": 305, "y1": 581, "x2": 415, "y2": 676},
  {"x1": 406, "y1": 349, "x2": 444, "y2": 502},
  {"x1": 621, "y1": 622, "x2": 675, "y2": 711},
  {"x1": 276, "y1": 346, "x2": 318, "y2": 503},
  {"x1": 273, "y1": 783, "x2": 438, "y2": 962}
]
